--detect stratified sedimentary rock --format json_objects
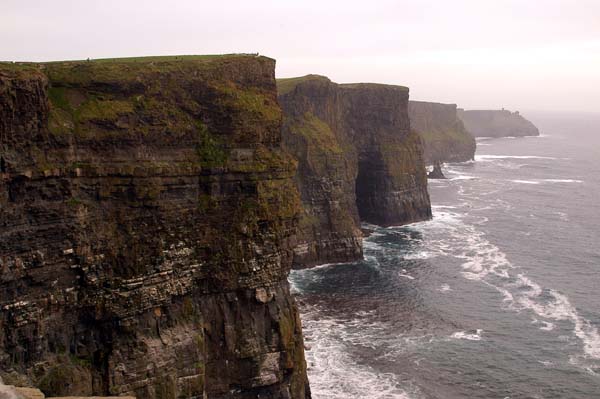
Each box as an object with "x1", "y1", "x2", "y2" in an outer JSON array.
[
  {"x1": 278, "y1": 75, "x2": 432, "y2": 268},
  {"x1": 0, "y1": 55, "x2": 309, "y2": 399},
  {"x1": 457, "y1": 108, "x2": 539, "y2": 137},
  {"x1": 409, "y1": 101, "x2": 476, "y2": 164}
]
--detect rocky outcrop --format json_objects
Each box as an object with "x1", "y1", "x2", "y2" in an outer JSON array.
[
  {"x1": 427, "y1": 162, "x2": 446, "y2": 179},
  {"x1": 278, "y1": 75, "x2": 432, "y2": 268},
  {"x1": 0, "y1": 56, "x2": 309, "y2": 399},
  {"x1": 1, "y1": 383, "x2": 132, "y2": 399},
  {"x1": 408, "y1": 101, "x2": 475, "y2": 164},
  {"x1": 457, "y1": 108, "x2": 539, "y2": 137}
]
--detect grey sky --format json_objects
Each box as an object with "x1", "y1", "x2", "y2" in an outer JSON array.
[{"x1": 2, "y1": 0, "x2": 599, "y2": 112}]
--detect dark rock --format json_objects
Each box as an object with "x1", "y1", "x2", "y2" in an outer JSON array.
[
  {"x1": 278, "y1": 76, "x2": 432, "y2": 268},
  {"x1": 457, "y1": 108, "x2": 539, "y2": 137},
  {"x1": 409, "y1": 101, "x2": 476, "y2": 164},
  {"x1": 0, "y1": 56, "x2": 309, "y2": 399}
]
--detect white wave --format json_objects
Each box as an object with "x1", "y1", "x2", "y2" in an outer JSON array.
[
  {"x1": 364, "y1": 239, "x2": 386, "y2": 253},
  {"x1": 510, "y1": 180, "x2": 540, "y2": 185},
  {"x1": 438, "y1": 284, "x2": 452, "y2": 292},
  {"x1": 554, "y1": 211, "x2": 569, "y2": 221},
  {"x1": 449, "y1": 175, "x2": 477, "y2": 181},
  {"x1": 451, "y1": 329, "x2": 483, "y2": 341},
  {"x1": 541, "y1": 179, "x2": 583, "y2": 183},
  {"x1": 569, "y1": 355, "x2": 600, "y2": 376},
  {"x1": 288, "y1": 276, "x2": 301, "y2": 294},
  {"x1": 540, "y1": 321, "x2": 555, "y2": 331},
  {"x1": 403, "y1": 251, "x2": 432, "y2": 260},
  {"x1": 398, "y1": 273, "x2": 415, "y2": 280},
  {"x1": 510, "y1": 179, "x2": 582, "y2": 185},
  {"x1": 301, "y1": 306, "x2": 417, "y2": 399},
  {"x1": 407, "y1": 209, "x2": 600, "y2": 364},
  {"x1": 475, "y1": 155, "x2": 560, "y2": 161}
]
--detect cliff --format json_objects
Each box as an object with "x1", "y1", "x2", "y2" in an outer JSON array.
[
  {"x1": 408, "y1": 101, "x2": 476, "y2": 164},
  {"x1": 0, "y1": 55, "x2": 310, "y2": 399},
  {"x1": 457, "y1": 109, "x2": 539, "y2": 137},
  {"x1": 278, "y1": 75, "x2": 432, "y2": 268}
]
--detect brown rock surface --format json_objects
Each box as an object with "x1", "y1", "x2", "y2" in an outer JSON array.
[
  {"x1": 0, "y1": 55, "x2": 309, "y2": 398},
  {"x1": 278, "y1": 76, "x2": 432, "y2": 268},
  {"x1": 409, "y1": 101, "x2": 476, "y2": 164}
]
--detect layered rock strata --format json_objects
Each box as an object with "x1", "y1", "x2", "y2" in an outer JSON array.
[
  {"x1": 457, "y1": 108, "x2": 539, "y2": 137},
  {"x1": 408, "y1": 101, "x2": 476, "y2": 164},
  {"x1": 278, "y1": 75, "x2": 432, "y2": 268},
  {"x1": 0, "y1": 55, "x2": 309, "y2": 399}
]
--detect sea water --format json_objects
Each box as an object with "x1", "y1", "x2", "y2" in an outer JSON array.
[{"x1": 290, "y1": 111, "x2": 600, "y2": 398}]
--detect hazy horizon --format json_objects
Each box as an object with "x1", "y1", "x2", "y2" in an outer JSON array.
[{"x1": 2, "y1": 0, "x2": 599, "y2": 113}]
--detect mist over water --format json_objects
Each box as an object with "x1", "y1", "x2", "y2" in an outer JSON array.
[{"x1": 290, "y1": 112, "x2": 600, "y2": 398}]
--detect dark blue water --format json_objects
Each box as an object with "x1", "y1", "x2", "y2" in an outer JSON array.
[{"x1": 290, "y1": 112, "x2": 600, "y2": 398}]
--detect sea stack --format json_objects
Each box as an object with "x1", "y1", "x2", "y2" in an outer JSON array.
[{"x1": 427, "y1": 162, "x2": 446, "y2": 179}]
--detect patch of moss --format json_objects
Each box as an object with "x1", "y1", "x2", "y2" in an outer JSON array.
[
  {"x1": 215, "y1": 83, "x2": 281, "y2": 123},
  {"x1": 227, "y1": 146, "x2": 296, "y2": 174},
  {"x1": 195, "y1": 122, "x2": 228, "y2": 169},
  {"x1": 154, "y1": 374, "x2": 177, "y2": 399},
  {"x1": 47, "y1": 87, "x2": 70, "y2": 110},
  {"x1": 38, "y1": 361, "x2": 92, "y2": 397},
  {"x1": 197, "y1": 194, "x2": 218, "y2": 212},
  {"x1": 77, "y1": 98, "x2": 134, "y2": 122},
  {"x1": 289, "y1": 112, "x2": 343, "y2": 157},
  {"x1": 66, "y1": 197, "x2": 82, "y2": 207},
  {"x1": 256, "y1": 179, "x2": 301, "y2": 220}
]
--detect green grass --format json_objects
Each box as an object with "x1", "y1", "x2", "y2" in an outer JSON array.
[
  {"x1": 215, "y1": 83, "x2": 281, "y2": 122},
  {"x1": 339, "y1": 82, "x2": 409, "y2": 91},
  {"x1": 89, "y1": 54, "x2": 254, "y2": 63},
  {"x1": 276, "y1": 74, "x2": 330, "y2": 95},
  {"x1": 195, "y1": 122, "x2": 228, "y2": 169},
  {"x1": 291, "y1": 112, "x2": 342, "y2": 154}
]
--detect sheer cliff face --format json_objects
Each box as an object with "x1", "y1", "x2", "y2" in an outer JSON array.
[
  {"x1": 409, "y1": 101, "x2": 476, "y2": 164},
  {"x1": 457, "y1": 109, "x2": 540, "y2": 137},
  {"x1": 0, "y1": 56, "x2": 310, "y2": 399},
  {"x1": 278, "y1": 76, "x2": 431, "y2": 268}
]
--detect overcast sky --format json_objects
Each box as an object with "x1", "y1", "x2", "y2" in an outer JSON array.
[{"x1": 2, "y1": 0, "x2": 599, "y2": 112}]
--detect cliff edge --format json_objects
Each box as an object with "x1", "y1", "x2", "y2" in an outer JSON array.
[
  {"x1": 278, "y1": 76, "x2": 432, "y2": 268},
  {"x1": 457, "y1": 108, "x2": 539, "y2": 137},
  {"x1": 409, "y1": 101, "x2": 476, "y2": 164},
  {"x1": 0, "y1": 55, "x2": 310, "y2": 399}
]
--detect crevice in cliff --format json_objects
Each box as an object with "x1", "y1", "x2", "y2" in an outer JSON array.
[{"x1": 355, "y1": 155, "x2": 381, "y2": 224}]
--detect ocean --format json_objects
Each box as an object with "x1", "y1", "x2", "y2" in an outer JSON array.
[{"x1": 289, "y1": 111, "x2": 600, "y2": 398}]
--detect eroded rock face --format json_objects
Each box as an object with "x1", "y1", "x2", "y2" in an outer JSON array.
[
  {"x1": 0, "y1": 56, "x2": 309, "y2": 399},
  {"x1": 409, "y1": 101, "x2": 476, "y2": 164},
  {"x1": 457, "y1": 108, "x2": 539, "y2": 137},
  {"x1": 278, "y1": 76, "x2": 431, "y2": 268}
]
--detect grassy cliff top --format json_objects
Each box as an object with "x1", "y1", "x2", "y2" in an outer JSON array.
[
  {"x1": 276, "y1": 75, "x2": 331, "y2": 95},
  {"x1": 340, "y1": 82, "x2": 409, "y2": 91},
  {"x1": 277, "y1": 75, "x2": 409, "y2": 95},
  {"x1": 0, "y1": 54, "x2": 272, "y2": 81},
  {"x1": 1, "y1": 53, "x2": 266, "y2": 66},
  {"x1": 409, "y1": 100, "x2": 457, "y2": 107}
]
